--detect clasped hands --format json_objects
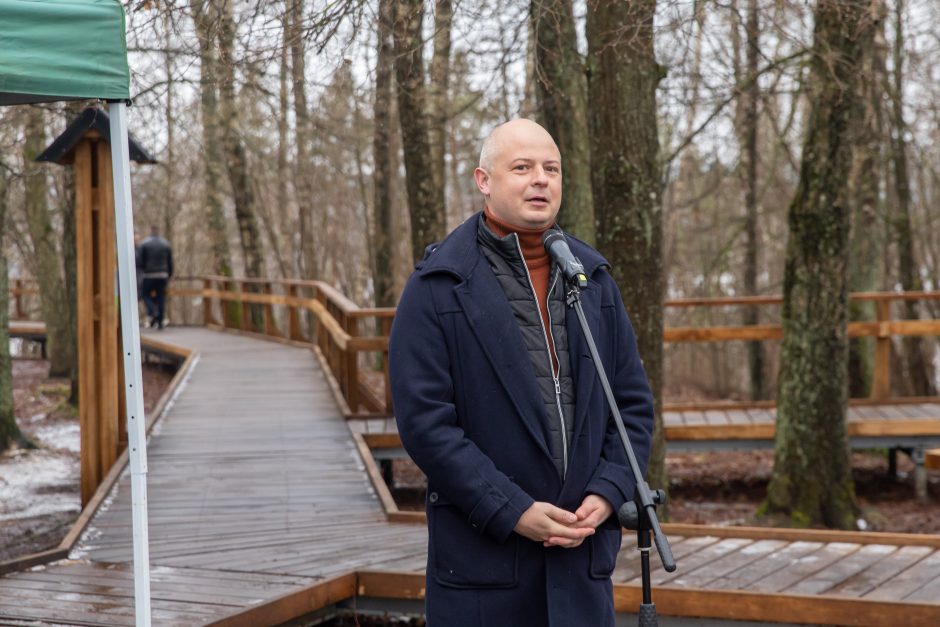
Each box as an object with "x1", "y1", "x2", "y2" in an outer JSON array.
[{"x1": 513, "y1": 494, "x2": 613, "y2": 548}]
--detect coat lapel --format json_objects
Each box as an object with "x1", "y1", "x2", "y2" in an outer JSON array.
[
  {"x1": 454, "y1": 269, "x2": 553, "y2": 462},
  {"x1": 567, "y1": 280, "x2": 600, "y2": 441}
]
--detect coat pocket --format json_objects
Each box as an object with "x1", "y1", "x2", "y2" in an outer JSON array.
[
  {"x1": 429, "y1": 491, "x2": 518, "y2": 588},
  {"x1": 588, "y1": 527, "x2": 622, "y2": 579}
]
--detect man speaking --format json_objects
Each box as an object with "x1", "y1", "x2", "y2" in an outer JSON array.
[{"x1": 389, "y1": 119, "x2": 654, "y2": 626}]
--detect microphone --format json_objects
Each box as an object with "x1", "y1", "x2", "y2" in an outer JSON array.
[{"x1": 542, "y1": 229, "x2": 588, "y2": 288}]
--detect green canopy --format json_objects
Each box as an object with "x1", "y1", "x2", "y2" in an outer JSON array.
[{"x1": 0, "y1": 0, "x2": 130, "y2": 105}]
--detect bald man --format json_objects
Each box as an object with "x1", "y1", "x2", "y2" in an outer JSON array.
[{"x1": 389, "y1": 119, "x2": 654, "y2": 626}]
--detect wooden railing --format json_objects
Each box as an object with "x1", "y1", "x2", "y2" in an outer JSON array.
[
  {"x1": 664, "y1": 292, "x2": 940, "y2": 401},
  {"x1": 10, "y1": 276, "x2": 940, "y2": 415},
  {"x1": 169, "y1": 277, "x2": 396, "y2": 416},
  {"x1": 8, "y1": 278, "x2": 39, "y2": 320}
]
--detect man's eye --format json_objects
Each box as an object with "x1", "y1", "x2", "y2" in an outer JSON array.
[{"x1": 514, "y1": 165, "x2": 528, "y2": 171}]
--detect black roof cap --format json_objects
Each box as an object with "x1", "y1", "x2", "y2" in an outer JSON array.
[{"x1": 37, "y1": 107, "x2": 156, "y2": 165}]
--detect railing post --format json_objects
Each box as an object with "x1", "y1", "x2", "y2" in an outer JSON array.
[
  {"x1": 240, "y1": 281, "x2": 251, "y2": 332},
  {"x1": 346, "y1": 316, "x2": 360, "y2": 413},
  {"x1": 263, "y1": 282, "x2": 277, "y2": 336},
  {"x1": 203, "y1": 278, "x2": 215, "y2": 327},
  {"x1": 288, "y1": 284, "x2": 304, "y2": 342},
  {"x1": 382, "y1": 316, "x2": 393, "y2": 414},
  {"x1": 222, "y1": 280, "x2": 234, "y2": 329},
  {"x1": 872, "y1": 299, "x2": 892, "y2": 399},
  {"x1": 13, "y1": 279, "x2": 24, "y2": 320}
]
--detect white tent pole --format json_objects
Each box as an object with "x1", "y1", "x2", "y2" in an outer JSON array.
[{"x1": 108, "y1": 101, "x2": 152, "y2": 627}]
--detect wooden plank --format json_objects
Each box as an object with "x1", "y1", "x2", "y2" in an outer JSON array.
[
  {"x1": 205, "y1": 572, "x2": 357, "y2": 627},
  {"x1": 865, "y1": 549, "x2": 940, "y2": 601},
  {"x1": 787, "y1": 544, "x2": 899, "y2": 595},
  {"x1": 706, "y1": 541, "x2": 825, "y2": 590},
  {"x1": 830, "y1": 545, "x2": 934, "y2": 597},
  {"x1": 747, "y1": 542, "x2": 861, "y2": 592},
  {"x1": 670, "y1": 539, "x2": 788, "y2": 588}
]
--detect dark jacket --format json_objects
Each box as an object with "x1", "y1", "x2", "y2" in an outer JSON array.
[
  {"x1": 477, "y1": 219, "x2": 575, "y2": 479},
  {"x1": 389, "y1": 213, "x2": 655, "y2": 627},
  {"x1": 139, "y1": 236, "x2": 173, "y2": 278}
]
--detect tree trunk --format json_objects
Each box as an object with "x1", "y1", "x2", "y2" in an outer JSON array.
[
  {"x1": 739, "y1": 0, "x2": 764, "y2": 401},
  {"x1": 22, "y1": 106, "x2": 73, "y2": 379},
  {"x1": 289, "y1": 0, "x2": 318, "y2": 280},
  {"x1": 764, "y1": 0, "x2": 874, "y2": 529},
  {"x1": 217, "y1": 0, "x2": 264, "y2": 279},
  {"x1": 847, "y1": 0, "x2": 886, "y2": 398},
  {"x1": 0, "y1": 164, "x2": 33, "y2": 452},
  {"x1": 531, "y1": 0, "x2": 595, "y2": 243},
  {"x1": 428, "y1": 0, "x2": 452, "y2": 211},
  {"x1": 394, "y1": 0, "x2": 446, "y2": 262},
  {"x1": 886, "y1": 0, "x2": 934, "y2": 396},
  {"x1": 586, "y1": 0, "x2": 667, "y2": 497},
  {"x1": 217, "y1": 0, "x2": 265, "y2": 328},
  {"x1": 191, "y1": 0, "x2": 233, "y2": 279},
  {"x1": 373, "y1": 0, "x2": 396, "y2": 307}
]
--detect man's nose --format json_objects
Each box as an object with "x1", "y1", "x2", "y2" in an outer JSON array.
[{"x1": 532, "y1": 166, "x2": 549, "y2": 185}]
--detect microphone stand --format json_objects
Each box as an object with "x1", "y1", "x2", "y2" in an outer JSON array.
[{"x1": 564, "y1": 279, "x2": 676, "y2": 627}]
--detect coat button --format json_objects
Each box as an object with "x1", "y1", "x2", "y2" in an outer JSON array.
[{"x1": 429, "y1": 492, "x2": 438, "y2": 503}]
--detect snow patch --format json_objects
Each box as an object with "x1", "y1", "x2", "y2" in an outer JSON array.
[{"x1": 0, "y1": 449, "x2": 79, "y2": 521}]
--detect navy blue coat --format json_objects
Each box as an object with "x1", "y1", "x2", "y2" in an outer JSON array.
[{"x1": 389, "y1": 213, "x2": 654, "y2": 627}]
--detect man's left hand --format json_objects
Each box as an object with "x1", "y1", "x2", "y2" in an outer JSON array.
[{"x1": 543, "y1": 494, "x2": 613, "y2": 548}]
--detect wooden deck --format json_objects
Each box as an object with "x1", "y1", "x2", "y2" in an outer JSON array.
[{"x1": 1, "y1": 327, "x2": 939, "y2": 625}]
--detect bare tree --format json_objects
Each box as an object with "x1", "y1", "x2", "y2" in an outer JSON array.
[
  {"x1": 393, "y1": 0, "x2": 446, "y2": 261},
  {"x1": 885, "y1": 0, "x2": 934, "y2": 396},
  {"x1": 531, "y1": 0, "x2": 595, "y2": 243},
  {"x1": 765, "y1": 0, "x2": 876, "y2": 529},
  {"x1": 22, "y1": 106, "x2": 73, "y2": 380},
  {"x1": 373, "y1": 0, "x2": 396, "y2": 307},
  {"x1": 216, "y1": 0, "x2": 265, "y2": 284},
  {"x1": 191, "y1": 0, "x2": 234, "y2": 278},
  {"x1": 586, "y1": 0, "x2": 667, "y2": 493},
  {"x1": 0, "y1": 162, "x2": 34, "y2": 453},
  {"x1": 847, "y1": 0, "x2": 887, "y2": 397}
]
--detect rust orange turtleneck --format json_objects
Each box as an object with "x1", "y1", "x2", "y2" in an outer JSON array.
[{"x1": 483, "y1": 205, "x2": 558, "y2": 372}]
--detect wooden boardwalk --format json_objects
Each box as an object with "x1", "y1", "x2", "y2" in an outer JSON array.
[{"x1": 1, "y1": 327, "x2": 939, "y2": 625}]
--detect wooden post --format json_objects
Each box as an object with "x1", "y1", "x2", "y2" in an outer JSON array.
[
  {"x1": 74, "y1": 137, "x2": 120, "y2": 506},
  {"x1": 222, "y1": 280, "x2": 235, "y2": 329},
  {"x1": 263, "y1": 282, "x2": 277, "y2": 336},
  {"x1": 12, "y1": 279, "x2": 24, "y2": 320},
  {"x1": 346, "y1": 315, "x2": 360, "y2": 413},
  {"x1": 382, "y1": 316, "x2": 393, "y2": 414},
  {"x1": 203, "y1": 278, "x2": 216, "y2": 326},
  {"x1": 240, "y1": 281, "x2": 251, "y2": 332},
  {"x1": 288, "y1": 284, "x2": 303, "y2": 342},
  {"x1": 871, "y1": 300, "x2": 892, "y2": 399}
]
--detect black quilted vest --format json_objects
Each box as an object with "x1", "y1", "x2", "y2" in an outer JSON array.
[{"x1": 477, "y1": 216, "x2": 576, "y2": 479}]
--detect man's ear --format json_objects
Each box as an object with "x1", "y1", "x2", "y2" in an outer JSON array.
[{"x1": 473, "y1": 167, "x2": 490, "y2": 196}]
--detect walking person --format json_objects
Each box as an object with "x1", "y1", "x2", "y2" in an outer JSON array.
[{"x1": 139, "y1": 225, "x2": 173, "y2": 329}]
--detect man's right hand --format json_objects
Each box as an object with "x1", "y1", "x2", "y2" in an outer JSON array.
[{"x1": 513, "y1": 502, "x2": 595, "y2": 547}]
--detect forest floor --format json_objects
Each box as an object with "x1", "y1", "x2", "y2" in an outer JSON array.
[
  {"x1": 390, "y1": 450, "x2": 940, "y2": 533},
  {"x1": 0, "y1": 356, "x2": 174, "y2": 563}
]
